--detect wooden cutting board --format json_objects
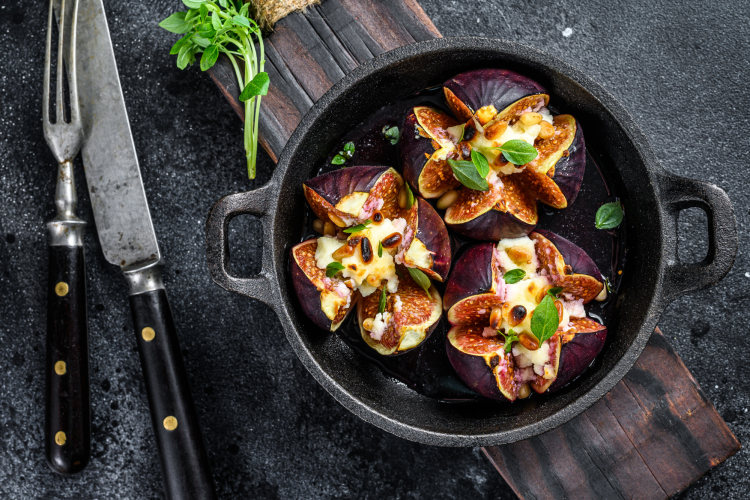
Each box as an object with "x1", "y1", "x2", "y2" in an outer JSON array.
[{"x1": 207, "y1": 1, "x2": 740, "y2": 498}]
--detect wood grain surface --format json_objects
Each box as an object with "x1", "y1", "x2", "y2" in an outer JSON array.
[{"x1": 208, "y1": 1, "x2": 740, "y2": 498}]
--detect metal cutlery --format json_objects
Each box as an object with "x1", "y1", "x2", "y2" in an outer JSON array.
[
  {"x1": 56, "y1": 0, "x2": 217, "y2": 496},
  {"x1": 43, "y1": 0, "x2": 90, "y2": 475}
]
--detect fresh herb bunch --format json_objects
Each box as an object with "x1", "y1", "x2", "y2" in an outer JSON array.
[{"x1": 159, "y1": 0, "x2": 269, "y2": 179}]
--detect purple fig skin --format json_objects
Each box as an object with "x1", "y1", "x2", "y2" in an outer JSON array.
[
  {"x1": 549, "y1": 119, "x2": 586, "y2": 206},
  {"x1": 533, "y1": 229, "x2": 603, "y2": 282},
  {"x1": 412, "y1": 198, "x2": 452, "y2": 281},
  {"x1": 444, "y1": 69, "x2": 547, "y2": 115},
  {"x1": 290, "y1": 250, "x2": 335, "y2": 331},
  {"x1": 305, "y1": 165, "x2": 390, "y2": 206},
  {"x1": 445, "y1": 332, "x2": 514, "y2": 402},
  {"x1": 399, "y1": 110, "x2": 434, "y2": 195},
  {"x1": 443, "y1": 243, "x2": 496, "y2": 311},
  {"x1": 549, "y1": 327, "x2": 607, "y2": 392},
  {"x1": 446, "y1": 208, "x2": 535, "y2": 242}
]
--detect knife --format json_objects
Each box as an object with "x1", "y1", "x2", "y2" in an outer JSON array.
[{"x1": 58, "y1": 0, "x2": 217, "y2": 497}]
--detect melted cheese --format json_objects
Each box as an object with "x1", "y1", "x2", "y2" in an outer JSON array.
[
  {"x1": 404, "y1": 237, "x2": 433, "y2": 269},
  {"x1": 496, "y1": 236, "x2": 539, "y2": 275},
  {"x1": 513, "y1": 341, "x2": 551, "y2": 368},
  {"x1": 335, "y1": 192, "x2": 369, "y2": 216},
  {"x1": 314, "y1": 237, "x2": 345, "y2": 269}
]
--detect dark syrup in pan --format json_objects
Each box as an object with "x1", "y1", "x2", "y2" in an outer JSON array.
[{"x1": 299, "y1": 86, "x2": 626, "y2": 404}]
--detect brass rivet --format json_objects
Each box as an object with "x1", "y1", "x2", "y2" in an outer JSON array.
[
  {"x1": 163, "y1": 416, "x2": 178, "y2": 431},
  {"x1": 55, "y1": 282, "x2": 69, "y2": 297},
  {"x1": 55, "y1": 431, "x2": 66, "y2": 446},
  {"x1": 142, "y1": 327, "x2": 155, "y2": 342},
  {"x1": 54, "y1": 361, "x2": 66, "y2": 375}
]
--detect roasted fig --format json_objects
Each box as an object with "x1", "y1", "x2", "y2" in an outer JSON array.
[
  {"x1": 446, "y1": 325, "x2": 518, "y2": 402},
  {"x1": 290, "y1": 239, "x2": 358, "y2": 332},
  {"x1": 357, "y1": 271, "x2": 442, "y2": 356},
  {"x1": 443, "y1": 231, "x2": 606, "y2": 400},
  {"x1": 304, "y1": 165, "x2": 403, "y2": 226},
  {"x1": 399, "y1": 69, "x2": 586, "y2": 241},
  {"x1": 397, "y1": 196, "x2": 452, "y2": 281}
]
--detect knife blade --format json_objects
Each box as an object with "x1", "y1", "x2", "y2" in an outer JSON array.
[{"x1": 58, "y1": 0, "x2": 217, "y2": 497}]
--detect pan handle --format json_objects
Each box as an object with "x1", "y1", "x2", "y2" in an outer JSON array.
[
  {"x1": 205, "y1": 184, "x2": 277, "y2": 308},
  {"x1": 657, "y1": 172, "x2": 737, "y2": 306}
]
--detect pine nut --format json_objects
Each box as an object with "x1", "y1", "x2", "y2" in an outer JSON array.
[
  {"x1": 506, "y1": 246, "x2": 532, "y2": 264},
  {"x1": 323, "y1": 221, "x2": 336, "y2": 236},
  {"x1": 485, "y1": 120, "x2": 508, "y2": 140},
  {"x1": 518, "y1": 333, "x2": 540, "y2": 351},
  {"x1": 312, "y1": 219, "x2": 324, "y2": 234},
  {"x1": 508, "y1": 305, "x2": 527, "y2": 327},
  {"x1": 489, "y1": 307, "x2": 503, "y2": 330},
  {"x1": 363, "y1": 318, "x2": 374, "y2": 331},
  {"x1": 518, "y1": 384, "x2": 532, "y2": 399},
  {"x1": 539, "y1": 121, "x2": 555, "y2": 139},
  {"x1": 520, "y1": 112, "x2": 543, "y2": 126},
  {"x1": 475, "y1": 105, "x2": 498, "y2": 125},
  {"x1": 397, "y1": 186, "x2": 408, "y2": 209},
  {"x1": 329, "y1": 213, "x2": 346, "y2": 227},
  {"x1": 555, "y1": 300, "x2": 564, "y2": 323},
  {"x1": 436, "y1": 189, "x2": 459, "y2": 210},
  {"x1": 381, "y1": 233, "x2": 402, "y2": 249}
]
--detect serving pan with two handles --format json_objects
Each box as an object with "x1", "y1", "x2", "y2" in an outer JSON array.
[{"x1": 205, "y1": 37, "x2": 737, "y2": 446}]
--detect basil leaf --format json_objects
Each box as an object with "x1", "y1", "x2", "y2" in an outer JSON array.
[
  {"x1": 378, "y1": 240, "x2": 383, "y2": 258},
  {"x1": 176, "y1": 43, "x2": 192, "y2": 69},
  {"x1": 404, "y1": 181, "x2": 415, "y2": 209},
  {"x1": 407, "y1": 267, "x2": 431, "y2": 297},
  {"x1": 499, "y1": 139, "x2": 538, "y2": 165},
  {"x1": 530, "y1": 295, "x2": 560, "y2": 345},
  {"x1": 211, "y1": 12, "x2": 223, "y2": 30},
  {"x1": 159, "y1": 12, "x2": 191, "y2": 34},
  {"x1": 383, "y1": 126, "x2": 400, "y2": 145},
  {"x1": 331, "y1": 154, "x2": 346, "y2": 165},
  {"x1": 182, "y1": 0, "x2": 205, "y2": 8},
  {"x1": 325, "y1": 261, "x2": 345, "y2": 278},
  {"x1": 219, "y1": 0, "x2": 228, "y2": 7},
  {"x1": 239, "y1": 72, "x2": 270, "y2": 101},
  {"x1": 343, "y1": 220, "x2": 371, "y2": 234},
  {"x1": 199, "y1": 3, "x2": 209, "y2": 23},
  {"x1": 169, "y1": 33, "x2": 192, "y2": 55},
  {"x1": 500, "y1": 329, "x2": 519, "y2": 353},
  {"x1": 192, "y1": 35, "x2": 211, "y2": 48},
  {"x1": 471, "y1": 149, "x2": 490, "y2": 177},
  {"x1": 378, "y1": 287, "x2": 387, "y2": 314},
  {"x1": 200, "y1": 44, "x2": 219, "y2": 71},
  {"x1": 546, "y1": 286, "x2": 563, "y2": 298},
  {"x1": 232, "y1": 15, "x2": 251, "y2": 28},
  {"x1": 595, "y1": 201, "x2": 624, "y2": 229},
  {"x1": 503, "y1": 268, "x2": 526, "y2": 284},
  {"x1": 447, "y1": 159, "x2": 489, "y2": 191},
  {"x1": 343, "y1": 141, "x2": 355, "y2": 155}
]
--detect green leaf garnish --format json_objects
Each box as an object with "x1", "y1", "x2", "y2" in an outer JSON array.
[
  {"x1": 378, "y1": 286, "x2": 387, "y2": 314},
  {"x1": 200, "y1": 44, "x2": 219, "y2": 71},
  {"x1": 331, "y1": 142, "x2": 355, "y2": 166},
  {"x1": 547, "y1": 286, "x2": 563, "y2": 298},
  {"x1": 595, "y1": 201, "x2": 624, "y2": 229},
  {"x1": 343, "y1": 220, "x2": 371, "y2": 234},
  {"x1": 498, "y1": 139, "x2": 538, "y2": 165},
  {"x1": 160, "y1": 0, "x2": 267, "y2": 179},
  {"x1": 343, "y1": 142, "x2": 355, "y2": 155},
  {"x1": 499, "y1": 329, "x2": 520, "y2": 353},
  {"x1": 503, "y1": 269, "x2": 526, "y2": 284},
  {"x1": 159, "y1": 12, "x2": 191, "y2": 34},
  {"x1": 378, "y1": 240, "x2": 383, "y2": 258},
  {"x1": 325, "y1": 261, "x2": 345, "y2": 278},
  {"x1": 530, "y1": 295, "x2": 560, "y2": 345},
  {"x1": 383, "y1": 126, "x2": 401, "y2": 145},
  {"x1": 471, "y1": 149, "x2": 490, "y2": 177},
  {"x1": 239, "y1": 72, "x2": 270, "y2": 101},
  {"x1": 407, "y1": 267, "x2": 431, "y2": 297},
  {"x1": 404, "y1": 181, "x2": 415, "y2": 209},
  {"x1": 447, "y1": 159, "x2": 489, "y2": 191},
  {"x1": 331, "y1": 155, "x2": 347, "y2": 165}
]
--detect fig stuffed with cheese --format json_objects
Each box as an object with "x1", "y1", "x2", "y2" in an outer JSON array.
[
  {"x1": 443, "y1": 231, "x2": 606, "y2": 401},
  {"x1": 291, "y1": 165, "x2": 450, "y2": 355},
  {"x1": 399, "y1": 69, "x2": 586, "y2": 241}
]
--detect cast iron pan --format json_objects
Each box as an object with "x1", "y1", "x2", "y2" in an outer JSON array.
[{"x1": 205, "y1": 38, "x2": 737, "y2": 446}]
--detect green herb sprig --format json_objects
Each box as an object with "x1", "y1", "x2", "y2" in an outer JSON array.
[
  {"x1": 503, "y1": 269, "x2": 526, "y2": 284},
  {"x1": 595, "y1": 201, "x2": 624, "y2": 229},
  {"x1": 377, "y1": 240, "x2": 383, "y2": 258},
  {"x1": 342, "y1": 219, "x2": 371, "y2": 234},
  {"x1": 407, "y1": 267, "x2": 432, "y2": 297},
  {"x1": 404, "y1": 181, "x2": 415, "y2": 209},
  {"x1": 499, "y1": 329, "x2": 519, "y2": 353},
  {"x1": 495, "y1": 139, "x2": 539, "y2": 165},
  {"x1": 332, "y1": 142, "x2": 355, "y2": 165},
  {"x1": 529, "y1": 294, "x2": 560, "y2": 345},
  {"x1": 325, "y1": 261, "x2": 345, "y2": 278},
  {"x1": 160, "y1": 0, "x2": 269, "y2": 179},
  {"x1": 378, "y1": 286, "x2": 387, "y2": 314},
  {"x1": 383, "y1": 126, "x2": 401, "y2": 145}
]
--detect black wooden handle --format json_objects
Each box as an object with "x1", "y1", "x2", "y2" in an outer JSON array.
[
  {"x1": 129, "y1": 289, "x2": 217, "y2": 500},
  {"x1": 45, "y1": 245, "x2": 91, "y2": 474}
]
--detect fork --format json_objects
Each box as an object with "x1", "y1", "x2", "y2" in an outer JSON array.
[{"x1": 43, "y1": 0, "x2": 91, "y2": 474}]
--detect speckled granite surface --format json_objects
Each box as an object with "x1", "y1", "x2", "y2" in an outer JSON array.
[{"x1": 0, "y1": 0, "x2": 747, "y2": 498}]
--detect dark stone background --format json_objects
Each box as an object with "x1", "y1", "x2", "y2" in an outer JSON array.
[{"x1": 1, "y1": 0, "x2": 747, "y2": 498}]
